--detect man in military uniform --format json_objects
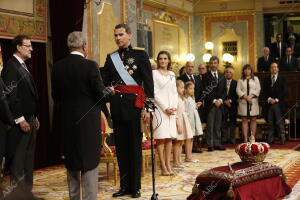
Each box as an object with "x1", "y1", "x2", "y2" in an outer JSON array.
[{"x1": 101, "y1": 24, "x2": 154, "y2": 198}]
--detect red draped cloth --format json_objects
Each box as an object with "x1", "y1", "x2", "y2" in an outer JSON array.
[
  {"x1": 188, "y1": 176, "x2": 291, "y2": 200},
  {"x1": 188, "y1": 168, "x2": 291, "y2": 200}
]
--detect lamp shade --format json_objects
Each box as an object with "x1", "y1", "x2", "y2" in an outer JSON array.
[
  {"x1": 222, "y1": 53, "x2": 234, "y2": 63},
  {"x1": 186, "y1": 53, "x2": 195, "y2": 62},
  {"x1": 205, "y1": 42, "x2": 214, "y2": 50},
  {"x1": 203, "y1": 53, "x2": 212, "y2": 63}
]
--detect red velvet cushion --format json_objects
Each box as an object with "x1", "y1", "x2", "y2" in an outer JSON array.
[
  {"x1": 142, "y1": 140, "x2": 151, "y2": 150},
  {"x1": 100, "y1": 146, "x2": 116, "y2": 156},
  {"x1": 188, "y1": 176, "x2": 291, "y2": 200},
  {"x1": 196, "y1": 162, "x2": 283, "y2": 188}
]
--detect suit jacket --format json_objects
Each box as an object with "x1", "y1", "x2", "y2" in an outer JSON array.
[
  {"x1": 224, "y1": 79, "x2": 238, "y2": 122},
  {"x1": 178, "y1": 73, "x2": 202, "y2": 102},
  {"x1": 257, "y1": 56, "x2": 274, "y2": 72},
  {"x1": 52, "y1": 54, "x2": 109, "y2": 171},
  {"x1": 101, "y1": 45, "x2": 154, "y2": 120},
  {"x1": 262, "y1": 74, "x2": 287, "y2": 121},
  {"x1": 288, "y1": 43, "x2": 300, "y2": 58},
  {"x1": 270, "y1": 41, "x2": 288, "y2": 60},
  {"x1": 279, "y1": 55, "x2": 299, "y2": 71},
  {"x1": 202, "y1": 71, "x2": 226, "y2": 112},
  {"x1": 1, "y1": 56, "x2": 38, "y2": 159}
]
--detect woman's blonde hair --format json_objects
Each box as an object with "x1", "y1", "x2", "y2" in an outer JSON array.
[
  {"x1": 184, "y1": 81, "x2": 195, "y2": 99},
  {"x1": 176, "y1": 79, "x2": 185, "y2": 99}
]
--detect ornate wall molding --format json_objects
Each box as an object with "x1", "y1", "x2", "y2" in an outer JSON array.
[
  {"x1": 202, "y1": 11, "x2": 256, "y2": 67},
  {"x1": 0, "y1": 0, "x2": 47, "y2": 42}
]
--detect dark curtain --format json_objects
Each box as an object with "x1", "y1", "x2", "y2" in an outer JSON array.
[
  {"x1": 0, "y1": 39, "x2": 51, "y2": 169},
  {"x1": 50, "y1": 0, "x2": 85, "y2": 62},
  {"x1": 49, "y1": 0, "x2": 85, "y2": 166}
]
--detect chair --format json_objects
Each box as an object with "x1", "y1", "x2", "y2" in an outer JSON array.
[{"x1": 100, "y1": 112, "x2": 119, "y2": 185}]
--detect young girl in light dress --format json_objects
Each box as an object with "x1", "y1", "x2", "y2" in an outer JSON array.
[
  {"x1": 173, "y1": 80, "x2": 194, "y2": 168},
  {"x1": 184, "y1": 81, "x2": 203, "y2": 162}
]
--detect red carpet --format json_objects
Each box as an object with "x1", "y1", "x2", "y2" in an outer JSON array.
[{"x1": 204, "y1": 140, "x2": 300, "y2": 150}]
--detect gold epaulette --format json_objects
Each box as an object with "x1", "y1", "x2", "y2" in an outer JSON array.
[{"x1": 133, "y1": 47, "x2": 145, "y2": 50}]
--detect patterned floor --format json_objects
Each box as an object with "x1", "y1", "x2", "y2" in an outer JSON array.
[{"x1": 25, "y1": 145, "x2": 300, "y2": 200}]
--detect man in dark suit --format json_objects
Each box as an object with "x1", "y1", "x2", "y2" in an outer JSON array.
[
  {"x1": 101, "y1": 24, "x2": 154, "y2": 198},
  {"x1": 221, "y1": 67, "x2": 238, "y2": 144},
  {"x1": 0, "y1": 77, "x2": 7, "y2": 189},
  {"x1": 1, "y1": 35, "x2": 42, "y2": 199},
  {"x1": 279, "y1": 47, "x2": 299, "y2": 71},
  {"x1": 262, "y1": 62, "x2": 287, "y2": 144},
  {"x1": 203, "y1": 56, "x2": 227, "y2": 151},
  {"x1": 257, "y1": 47, "x2": 274, "y2": 72},
  {"x1": 178, "y1": 61, "x2": 203, "y2": 152},
  {"x1": 287, "y1": 35, "x2": 300, "y2": 58},
  {"x1": 270, "y1": 33, "x2": 288, "y2": 61},
  {"x1": 178, "y1": 61, "x2": 202, "y2": 106},
  {"x1": 52, "y1": 32, "x2": 113, "y2": 200}
]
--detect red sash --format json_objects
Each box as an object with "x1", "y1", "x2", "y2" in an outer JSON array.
[{"x1": 114, "y1": 85, "x2": 145, "y2": 108}]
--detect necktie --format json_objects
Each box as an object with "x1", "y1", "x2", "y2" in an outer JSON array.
[
  {"x1": 278, "y1": 42, "x2": 281, "y2": 58},
  {"x1": 227, "y1": 80, "x2": 230, "y2": 95},
  {"x1": 213, "y1": 72, "x2": 218, "y2": 81},
  {"x1": 190, "y1": 75, "x2": 195, "y2": 83},
  {"x1": 22, "y1": 63, "x2": 29, "y2": 72},
  {"x1": 271, "y1": 75, "x2": 275, "y2": 87},
  {"x1": 265, "y1": 56, "x2": 268, "y2": 62}
]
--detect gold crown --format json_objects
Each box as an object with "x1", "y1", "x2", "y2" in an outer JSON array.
[{"x1": 235, "y1": 142, "x2": 270, "y2": 163}]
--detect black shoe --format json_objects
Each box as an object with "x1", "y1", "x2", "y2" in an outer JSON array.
[
  {"x1": 215, "y1": 146, "x2": 226, "y2": 150},
  {"x1": 32, "y1": 195, "x2": 45, "y2": 200},
  {"x1": 192, "y1": 148, "x2": 203, "y2": 153},
  {"x1": 208, "y1": 147, "x2": 214, "y2": 152},
  {"x1": 132, "y1": 190, "x2": 141, "y2": 198},
  {"x1": 268, "y1": 141, "x2": 274, "y2": 144},
  {"x1": 112, "y1": 189, "x2": 131, "y2": 197}
]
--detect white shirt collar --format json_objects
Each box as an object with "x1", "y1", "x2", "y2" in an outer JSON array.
[
  {"x1": 13, "y1": 54, "x2": 25, "y2": 65},
  {"x1": 211, "y1": 71, "x2": 218, "y2": 77},
  {"x1": 71, "y1": 51, "x2": 85, "y2": 57},
  {"x1": 271, "y1": 73, "x2": 278, "y2": 80},
  {"x1": 13, "y1": 54, "x2": 29, "y2": 72}
]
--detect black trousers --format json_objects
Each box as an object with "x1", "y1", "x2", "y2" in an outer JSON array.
[
  {"x1": 206, "y1": 106, "x2": 222, "y2": 147},
  {"x1": 221, "y1": 107, "x2": 237, "y2": 144},
  {"x1": 267, "y1": 104, "x2": 285, "y2": 142},
  {"x1": 0, "y1": 121, "x2": 6, "y2": 158},
  {"x1": 9, "y1": 117, "x2": 36, "y2": 192},
  {"x1": 113, "y1": 119, "x2": 142, "y2": 192}
]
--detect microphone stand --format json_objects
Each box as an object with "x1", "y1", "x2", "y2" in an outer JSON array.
[{"x1": 145, "y1": 101, "x2": 159, "y2": 200}]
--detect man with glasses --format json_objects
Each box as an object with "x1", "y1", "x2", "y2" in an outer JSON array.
[{"x1": 1, "y1": 35, "x2": 43, "y2": 199}]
